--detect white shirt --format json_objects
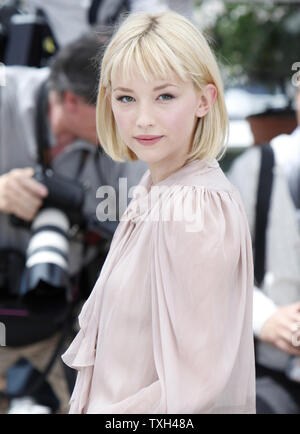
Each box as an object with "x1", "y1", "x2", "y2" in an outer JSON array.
[{"x1": 228, "y1": 129, "x2": 300, "y2": 372}]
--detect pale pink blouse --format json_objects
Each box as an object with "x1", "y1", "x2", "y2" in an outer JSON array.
[{"x1": 62, "y1": 158, "x2": 256, "y2": 414}]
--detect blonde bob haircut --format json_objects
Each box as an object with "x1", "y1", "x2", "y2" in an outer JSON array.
[{"x1": 96, "y1": 11, "x2": 229, "y2": 163}]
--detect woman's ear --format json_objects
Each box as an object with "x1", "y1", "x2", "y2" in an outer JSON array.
[{"x1": 196, "y1": 84, "x2": 217, "y2": 118}]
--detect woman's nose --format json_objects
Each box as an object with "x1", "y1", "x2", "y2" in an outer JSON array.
[{"x1": 136, "y1": 103, "x2": 155, "y2": 129}]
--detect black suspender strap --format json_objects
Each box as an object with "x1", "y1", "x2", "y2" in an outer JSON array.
[{"x1": 254, "y1": 144, "x2": 275, "y2": 287}]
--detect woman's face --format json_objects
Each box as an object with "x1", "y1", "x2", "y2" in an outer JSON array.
[{"x1": 110, "y1": 68, "x2": 213, "y2": 184}]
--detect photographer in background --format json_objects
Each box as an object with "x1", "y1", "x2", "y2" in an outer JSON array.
[
  {"x1": 0, "y1": 27, "x2": 147, "y2": 413},
  {"x1": 228, "y1": 85, "x2": 300, "y2": 413},
  {"x1": 0, "y1": 27, "x2": 146, "y2": 268}
]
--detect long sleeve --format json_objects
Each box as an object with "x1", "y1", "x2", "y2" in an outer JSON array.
[{"x1": 91, "y1": 186, "x2": 255, "y2": 414}]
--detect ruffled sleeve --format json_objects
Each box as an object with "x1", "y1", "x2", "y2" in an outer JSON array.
[{"x1": 93, "y1": 186, "x2": 255, "y2": 414}]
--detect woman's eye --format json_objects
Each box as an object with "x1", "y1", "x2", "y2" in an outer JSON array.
[
  {"x1": 158, "y1": 93, "x2": 174, "y2": 101},
  {"x1": 116, "y1": 95, "x2": 134, "y2": 103}
]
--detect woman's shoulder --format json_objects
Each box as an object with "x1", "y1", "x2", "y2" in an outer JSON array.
[
  {"x1": 131, "y1": 158, "x2": 237, "y2": 194},
  {"x1": 123, "y1": 159, "x2": 244, "y2": 226},
  {"x1": 150, "y1": 173, "x2": 250, "y2": 261},
  {"x1": 160, "y1": 159, "x2": 237, "y2": 194}
]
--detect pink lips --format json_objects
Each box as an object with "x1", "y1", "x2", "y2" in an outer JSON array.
[{"x1": 134, "y1": 135, "x2": 163, "y2": 146}]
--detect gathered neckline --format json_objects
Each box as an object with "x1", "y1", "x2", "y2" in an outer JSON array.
[{"x1": 148, "y1": 158, "x2": 219, "y2": 190}]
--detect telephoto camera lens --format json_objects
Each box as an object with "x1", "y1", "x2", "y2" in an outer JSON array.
[{"x1": 20, "y1": 207, "x2": 71, "y2": 308}]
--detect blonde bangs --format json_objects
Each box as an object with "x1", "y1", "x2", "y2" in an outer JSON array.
[{"x1": 109, "y1": 34, "x2": 188, "y2": 87}]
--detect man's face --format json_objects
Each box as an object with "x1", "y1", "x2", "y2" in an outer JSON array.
[{"x1": 48, "y1": 90, "x2": 98, "y2": 148}]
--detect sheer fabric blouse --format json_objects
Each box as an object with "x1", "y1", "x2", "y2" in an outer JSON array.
[{"x1": 62, "y1": 158, "x2": 256, "y2": 414}]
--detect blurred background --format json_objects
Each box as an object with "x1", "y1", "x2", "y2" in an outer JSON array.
[
  {"x1": 194, "y1": 0, "x2": 300, "y2": 170},
  {"x1": 1, "y1": 0, "x2": 299, "y2": 171},
  {"x1": 0, "y1": 0, "x2": 300, "y2": 415}
]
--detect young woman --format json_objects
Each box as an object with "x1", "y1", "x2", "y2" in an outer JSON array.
[{"x1": 62, "y1": 11, "x2": 256, "y2": 414}]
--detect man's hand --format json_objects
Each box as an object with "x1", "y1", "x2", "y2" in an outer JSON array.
[
  {"x1": 0, "y1": 167, "x2": 48, "y2": 221},
  {"x1": 259, "y1": 302, "x2": 300, "y2": 356}
]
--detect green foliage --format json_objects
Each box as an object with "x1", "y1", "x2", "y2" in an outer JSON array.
[{"x1": 205, "y1": 2, "x2": 300, "y2": 91}]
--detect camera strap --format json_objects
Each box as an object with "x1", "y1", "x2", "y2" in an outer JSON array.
[
  {"x1": 35, "y1": 78, "x2": 95, "y2": 178},
  {"x1": 35, "y1": 79, "x2": 51, "y2": 168}
]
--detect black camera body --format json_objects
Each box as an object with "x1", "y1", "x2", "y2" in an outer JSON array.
[
  {"x1": 33, "y1": 165, "x2": 85, "y2": 221},
  {"x1": 11, "y1": 165, "x2": 86, "y2": 230}
]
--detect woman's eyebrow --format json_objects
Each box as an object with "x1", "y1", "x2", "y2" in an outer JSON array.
[
  {"x1": 113, "y1": 83, "x2": 178, "y2": 92},
  {"x1": 154, "y1": 83, "x2": 178, "y2": 91}
]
